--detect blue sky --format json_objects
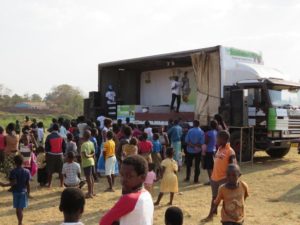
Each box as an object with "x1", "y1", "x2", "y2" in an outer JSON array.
[{"x1": 0, "y1": 0, "x2": 300, "y2": 97}]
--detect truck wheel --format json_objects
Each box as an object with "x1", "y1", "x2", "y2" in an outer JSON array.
[
  {"x1": 230, "y1": 131, "x2": 253, "y2": 162},
  {"x1": 266, "y1": 148, "x2": 290, "y2": 158}
]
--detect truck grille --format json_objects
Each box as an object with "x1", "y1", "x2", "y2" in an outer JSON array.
[{"x1": 288, "y1": 119, "x2": 300, "y2": 130}]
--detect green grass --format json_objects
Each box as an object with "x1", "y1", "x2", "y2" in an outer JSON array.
[{"x1": 0, "y1": 111, "x2": 72, "y2": 129}]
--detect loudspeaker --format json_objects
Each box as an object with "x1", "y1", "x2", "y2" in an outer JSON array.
[{"x1": 89, "y1": 91, "x2": 101, "y2": 107}]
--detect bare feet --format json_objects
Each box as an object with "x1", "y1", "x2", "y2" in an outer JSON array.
[
  {"x1": 85, "y1": 193, "x2": 93, "y2": 199},
  {"x1": 154, "y1": 202, "x2": 159, "y2": 206},
  {"x1": 104, "y1": 188, "x2": 115, "y2": 192},
  {"x1": 201, "y1": 215, "x2": 213, "y2": 222},
  {"x1": 167, "y1": 202, "x2": 172, "y2": 206}
]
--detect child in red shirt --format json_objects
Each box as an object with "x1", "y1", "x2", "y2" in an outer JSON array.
[{"x1": 99, "y1": 155, "x2": 154, "y2": 225}]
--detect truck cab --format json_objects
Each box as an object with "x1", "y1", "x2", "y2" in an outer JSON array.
[{"x1": 221, "y1": 78, "x2": 300, "y2": 160}]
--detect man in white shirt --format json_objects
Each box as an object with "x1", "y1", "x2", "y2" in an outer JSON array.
[
  {"x1": 170, "y1": 76, "x2": 182, "y2": 113},
  {"x1": 105, "y1": 85, "x2": 116, "y2": 105}
]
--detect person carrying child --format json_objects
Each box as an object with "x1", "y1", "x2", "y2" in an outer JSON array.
[
  {"x1": 202, "y1": 130, "x2": 236, "y2": 222},
  {"x1": 103, "y1": 131, "x2": 117, "y2": 192},
  {"x1": 81, "y1": 130, "x2": 95, "y2": 198},
  {"x1": 0, "y1": 155, "x2": 31, "y2": 225},
  {"x1": 99, "y1": 155, "x2": 154, "y2": 225},
  {"x1": 210, "y1": 164, "x2": 249, "y2": 225},
  {"x1": 144, "y1": 163, "x2": 157, "y2": 196},
  {"x1": 37, "y1": 146, "x2": 48, "y2": 187},
  {"x1": 63, "y1": 151, "x2": 86, "y2": 188},
  {"x1": 59, "y1": 188, "x2": 86, "y2": 225},
  {"x1": 155, "y1": 147, "x2": 178, "y2": 206}
]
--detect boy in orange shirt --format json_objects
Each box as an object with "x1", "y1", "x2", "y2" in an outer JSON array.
[
  {"x1": 213, "y1": 164, "x2": 249, "y2": 225},
  {"x1": 202, "y1": 130, "x2": 236, "y2": 222}
]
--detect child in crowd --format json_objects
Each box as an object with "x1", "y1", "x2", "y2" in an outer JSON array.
[
  {"x1": 202, "y1": 130, "x2": 236, "y2": 222},
  {"x1": 155, "y1": 148, "x2": 178, "y2": 206},
  {"x1": 103, "y1": 131, "x2": 116, "y2": 192},
  {"x1": 100, "y1": 155, "x2": 154, "y2": 225},
  {"x1": 131, "y1": 124, "x2": 142, "y2": 138},
  {"x1": 37, "y1": 146, "x2": 48, "y2": 187},
  {"x1": 211, "y1": 164, "x2": 249, "y2": 225},
  {"x1": 15, "y1": 120, "x2": 21, "y2": 135},
  {"x1": 165, "y1": 206, "x2": 184, "y2": 225},
  {"x1": 203, "y1": 120, "x2": 218, "y2": 184},
  {"x1": 59, "y1": 188, "x2": 85, "y2": 225},
  {"x1": 37, "y1": 122, "x2": 44, "y2": 146},
  {"x1": 138, "y1": 133, "x2": 153, "y2": 163},
  {"x1": 81, "y1": 130, "x2": 95, "y2": 198},
  {"x1": 90, "y1": 128, "x2": 100, "y2": 182},
  {"x1": 158, "y1": 126, "x2": 169, "y2": 160},
  {"x1": 63, "y1": 151, "x2": 85, "y2": 188},
  {"x1": 144, "y1": 120, "x2": 153, "y2": 140},
  {"x1": 19, "y1": 130, "x2": 38, "y2": 178},
  {"x1": 19, "y1": 131, "x2": 33, "y2": 173},
  {"x1": 0, "y1": 126, "x2": 6, "y2": 169},
  {"x1": 0, "y1": 155, "x2": 31, "y2": 225},
  {"x1": 90, "y1": 128, "x2": 99, "y2": 157},
  {"x1": 151, "y1": 133, "x2": 162, "y2": 174},
  {"x1": 122, "y1": 137, "x2": 138, "y2": 160},
  {"x1": 144, "y1": 163, "x2": 157, "y2": 196},
  {"x1": 66, "y1": 133, "x2": 78, "y2": 158}
]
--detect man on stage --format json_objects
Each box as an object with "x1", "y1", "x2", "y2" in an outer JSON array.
[{"x1": 170, "y1": 76, "x2": 182, "y2": 113}]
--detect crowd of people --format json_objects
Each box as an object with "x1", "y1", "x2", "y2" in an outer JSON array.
[{"x1": 0, "y1": 114, "x2": 249, "y2": 225}]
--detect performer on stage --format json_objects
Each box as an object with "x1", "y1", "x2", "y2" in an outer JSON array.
[
  {"x1": 105, "y1": 85, "x2": 116, "y2": 105},
  {"x1": 170, "y1": 76, "x2": 182, "y2": 113},
  {"x1": 105, "y1": 85, "x2": 117, "y2": 118}
]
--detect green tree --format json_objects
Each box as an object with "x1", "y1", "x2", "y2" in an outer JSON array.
[
  {"x1": 10, "y1": 94, "x2": 24, "y2": 105},
  {"x1": 31, "y1": 93, "x2": 42, "y2": 102},
  {"x1": 45, "y1": 84, "x2": 84, "y2": 116}
]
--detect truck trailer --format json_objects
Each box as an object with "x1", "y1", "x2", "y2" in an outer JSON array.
[{"x1": 84, "y1": 45, "x2": 300, "y2": 160}]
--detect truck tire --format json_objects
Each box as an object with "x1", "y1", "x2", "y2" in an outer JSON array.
[
  {"x1": 230, "y1": 131, "x2": 253, "y2": 162},
  {"x1": 266, "y1": 148, "x2": 290, "y2": 158}
]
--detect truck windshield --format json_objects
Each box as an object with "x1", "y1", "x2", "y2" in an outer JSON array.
[{"x1": 268, "y1": 88, "x2": 300, "y2": 108}]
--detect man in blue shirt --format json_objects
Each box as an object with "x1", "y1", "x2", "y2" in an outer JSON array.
[
  {"x1": 185, "y1": 120, "x2": 205, "y2": 183},
  {"x1": 168, "y1": 120, "x2": 183, "y2": 166}
]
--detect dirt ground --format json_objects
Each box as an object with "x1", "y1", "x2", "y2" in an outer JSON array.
[{"x1": 1, "y1": 148, "x2": 300, "y2": 225}]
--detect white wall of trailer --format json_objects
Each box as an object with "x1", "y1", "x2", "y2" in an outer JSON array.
[{"x1": 140, "y1": 67, "x2": 196, "y2": 112}]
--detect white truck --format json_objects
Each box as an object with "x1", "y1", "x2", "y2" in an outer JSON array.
[{"x1": 85, "y1": 45, "x2": 300, "y2": 160}]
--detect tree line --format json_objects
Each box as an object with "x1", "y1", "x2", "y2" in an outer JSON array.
[{"x1": 0, "y1": 84, "x2": 84, "y2": 117}]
